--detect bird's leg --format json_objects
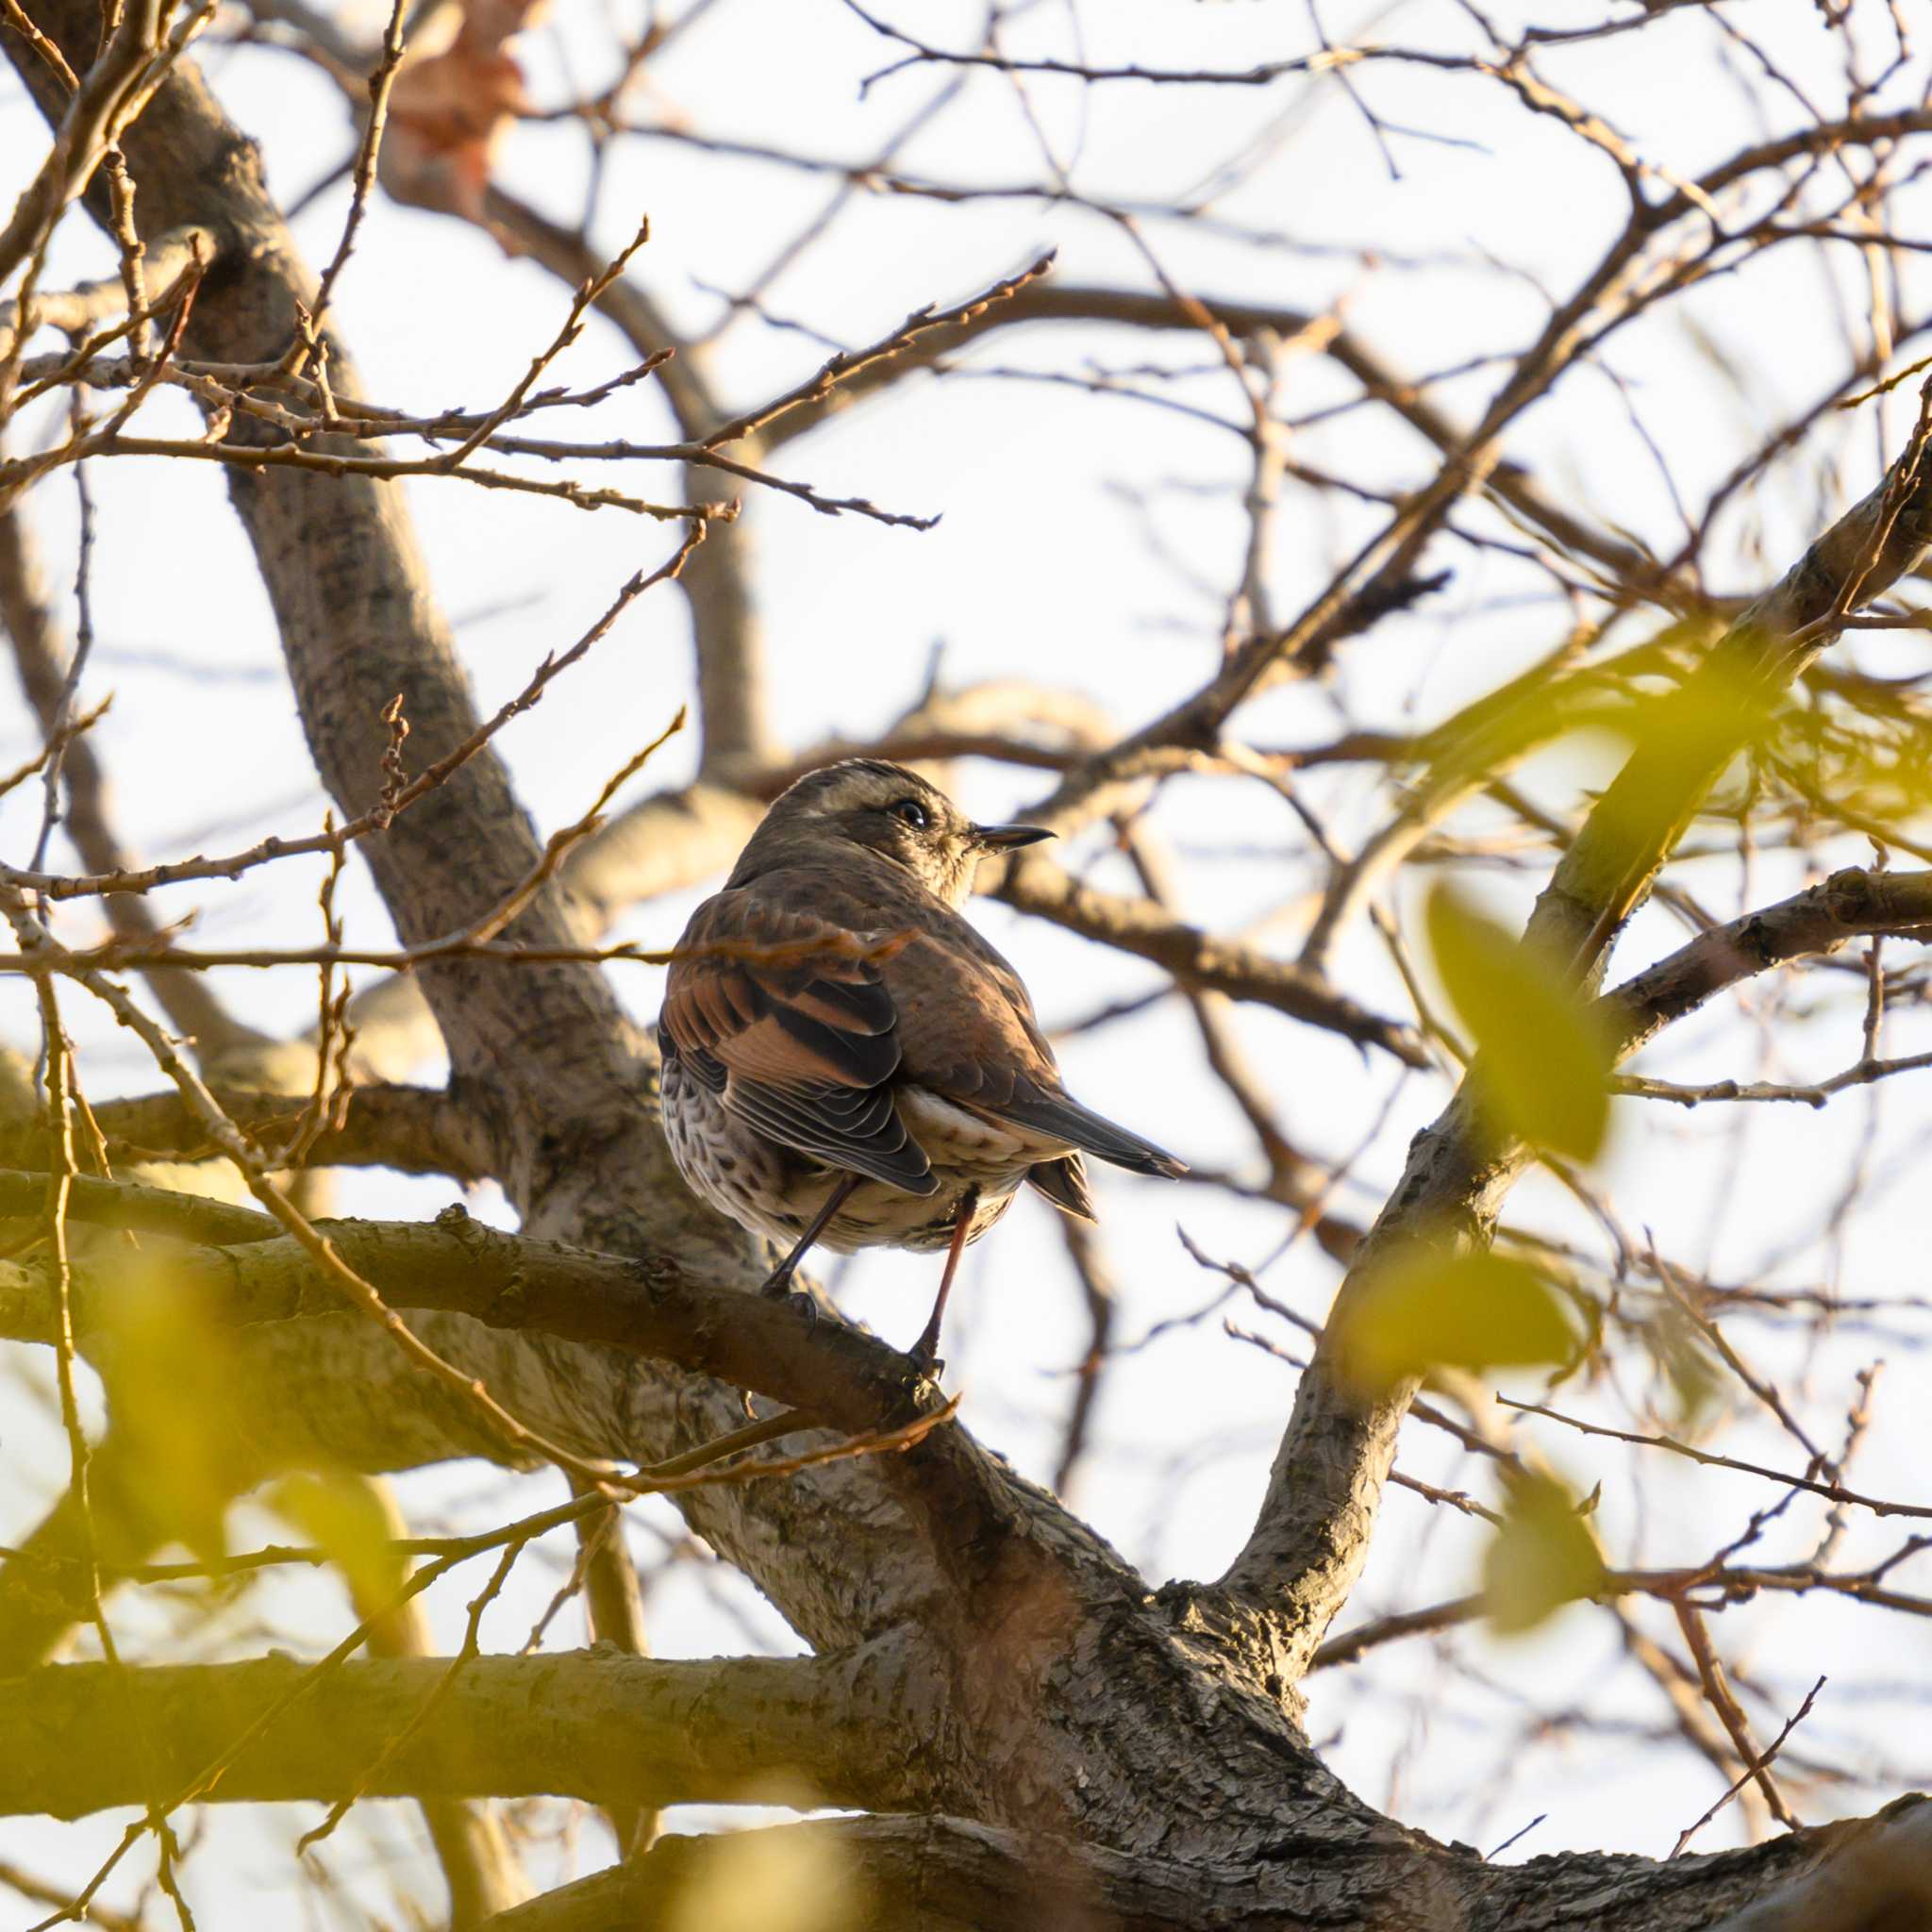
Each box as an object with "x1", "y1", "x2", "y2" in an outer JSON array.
[
  {"x1": 760, "y1": 1171, "x2": 861, "y2": 1305},
  {"x1": 908, "y1": 1188, "x2": 978, "y2": 1374}
]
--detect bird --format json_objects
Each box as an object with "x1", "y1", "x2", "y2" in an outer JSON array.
[{"x1": 657, "y1": 758, "x2": 1186, "y2": 1369}]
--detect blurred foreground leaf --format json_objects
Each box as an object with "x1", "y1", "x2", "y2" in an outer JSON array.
[
  {"x1": 664, "y1": 1818, "x2": 868, "y2": 1932},
  {"x1": 97, "y1": 1265, "x2": 242, "y2": 1565},
  {"x1": 1648, "y1": 1300, "x2": 1724, "y2": 1432},
  {"x1": 268, "y1": 1471, "x2": 402, "y2": 1611},
  {"x1": 1426, "y1": 883, "x2": 1613, "y2": 1159},
  {"x1": 1333, "y1": 1248, "x2": 1576, "y2": 1399},
  {"x1": 1483, "y1": 1473, "x2": 1607, "y2": 1635}
]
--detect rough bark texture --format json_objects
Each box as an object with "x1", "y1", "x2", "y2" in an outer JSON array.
[{"x1": 480, "y1": 1806, "x2": 1932, "y2": 1932}]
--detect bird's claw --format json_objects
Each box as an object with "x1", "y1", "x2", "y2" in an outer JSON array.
[{"x1": 760, "y1": 1274, "x2": 821, "y2": 1331}]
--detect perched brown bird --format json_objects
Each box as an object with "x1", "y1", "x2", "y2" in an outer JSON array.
[{"x1": 658, "y1": 759, "x2": 1185, "y2": 1366}]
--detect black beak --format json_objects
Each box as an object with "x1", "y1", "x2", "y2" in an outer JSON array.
[{"x1": 973, "y1": 823, "x2": 1056, "y2": 852}]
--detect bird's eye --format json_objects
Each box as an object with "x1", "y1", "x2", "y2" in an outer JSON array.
[{"x1": 891, "y1": 798, "x2": 930, "y2": 831}]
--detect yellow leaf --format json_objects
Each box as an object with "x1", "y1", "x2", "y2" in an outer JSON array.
[
  {"x1": 1483, "y1": 1473, "x2": 1607, "y2": 1635},
  {"x1": 663, "y1": 1819, "x2": 868, "y2": 1932},
  {"x1": 1333, "y1": 1248, "x2": 1576, "y2": 1399},
  {"x1": 267, "y1": 1473, "x2": 402, "y2": 1611},
  {"x1": 96, "y1": 1266, "x2": 241, "y2": 1565},
  {"x1": 1426, "y1": 882, "x2": 1613, "y2": 1159},
  {"x1": 1411, "y1": 612, "x2": 1723, "y2": 800},
  {"x1": 1585, "y1": 644, "x2": 1783, "y2": 854}
]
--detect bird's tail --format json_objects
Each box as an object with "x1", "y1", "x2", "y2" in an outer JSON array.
[{"x1": 1000, "y1": 1088, "x2": 1187, "y2": 1179}]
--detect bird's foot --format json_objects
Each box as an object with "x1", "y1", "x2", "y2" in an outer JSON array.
[
  {"x1": 758, "y1": 1266, "x2": 820, "y2": 1330},
  {"x1": 905, "y1": 1330, "x2": 945, "y2": 1381}
]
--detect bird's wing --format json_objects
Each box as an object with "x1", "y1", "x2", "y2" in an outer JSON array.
[
  {"x1": 660, "y1": 887, "x2": 937, "y2": 1195},
  {"x1": 888, "y1": 920, "x2": 1187, "y2": 1181}
]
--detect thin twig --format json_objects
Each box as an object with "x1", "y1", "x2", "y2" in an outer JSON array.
[{"x1": 1669, "y1": 1676, "x2": 1825, "y2": 1857}]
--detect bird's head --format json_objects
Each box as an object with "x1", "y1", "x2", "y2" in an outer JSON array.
[{"x1": 741, "y1": 759, "x2": 1053, "y2": 908}]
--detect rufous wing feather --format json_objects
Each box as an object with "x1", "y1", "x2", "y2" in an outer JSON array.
[{"x1": 662, "y1": 889, "x2": 936, "y2": 1194}]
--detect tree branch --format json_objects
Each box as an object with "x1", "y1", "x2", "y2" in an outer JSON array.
[
  {"x1": 477, "y1": 185, "x2": 779, "y2": 773},
  {"x1": 477, "y1": 1798, "x2": 1932, "y2": 1932},
  {"x1": 0, "y1": 1650, "x2": 932, "y2": 1819},
  {"x1": 0, "y1": 1166, "x2": 278, "y2": 1243},
  {"x1": 750, "y1": 283, "x2": 1673, "y2": 596},
  {"x1": 0, "y1": 1195, "x2": 1141, "y2": 1637},
  {"x1": 314, "y1": 679, "x2": 1115, "y2": 1095},
  {"x1": 565, "y1": 1474, "x2": 657, "y2": 1857},
  {"x1": 0, "y1": 223, "x2": 209, "y2": 358},
  {"x1": 0, "y1": 1433, "x2": 170, "y2": 1669},
  {"x1": 992, "y1": 853, "x2": 1428, "y2": 1065},
  {"x1": 346, "y1": 1476, "x2": 530, "y2": 1924},
  {"x1": 1217, "y1": 395, "x2": 1932, "y2": 1675},
  {"x1": 1528, "y1": 391, "x2": 1932, "y2": 987},
  {"x1": 0, "y1": 1083, "x2": 492, "y2": 1179},
  {"x1": 1604, "y1": 868, "x2": 1932, "y2": 1061}
]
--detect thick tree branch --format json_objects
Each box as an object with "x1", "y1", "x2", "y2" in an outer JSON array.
[
  {"x1": 1605, "y1": 869, "x2": 1932, "y2": 1061},
  {"x1": 479, "y1": 1799, "x2": 1932, "y2": 1932},
  {"x1": 481, "y1": 1812, "x2": 1424, "y2": 1932},
  {"x1": 0, "y1": 1650, "x2": 932, "y2": 1819},
  {"x1": 0, "y1": 1197, "x2": 1141, "y2": 1632},
  {"x1": 0, "y1": 1166, "x2": 278, "y2": 1243},
  {"x1": 0, "y1": 1200, "x2": 912, "y2": 1424},
  {"x1": 0, "y1": 1082, "x2": 492, "y2": 1178}
]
